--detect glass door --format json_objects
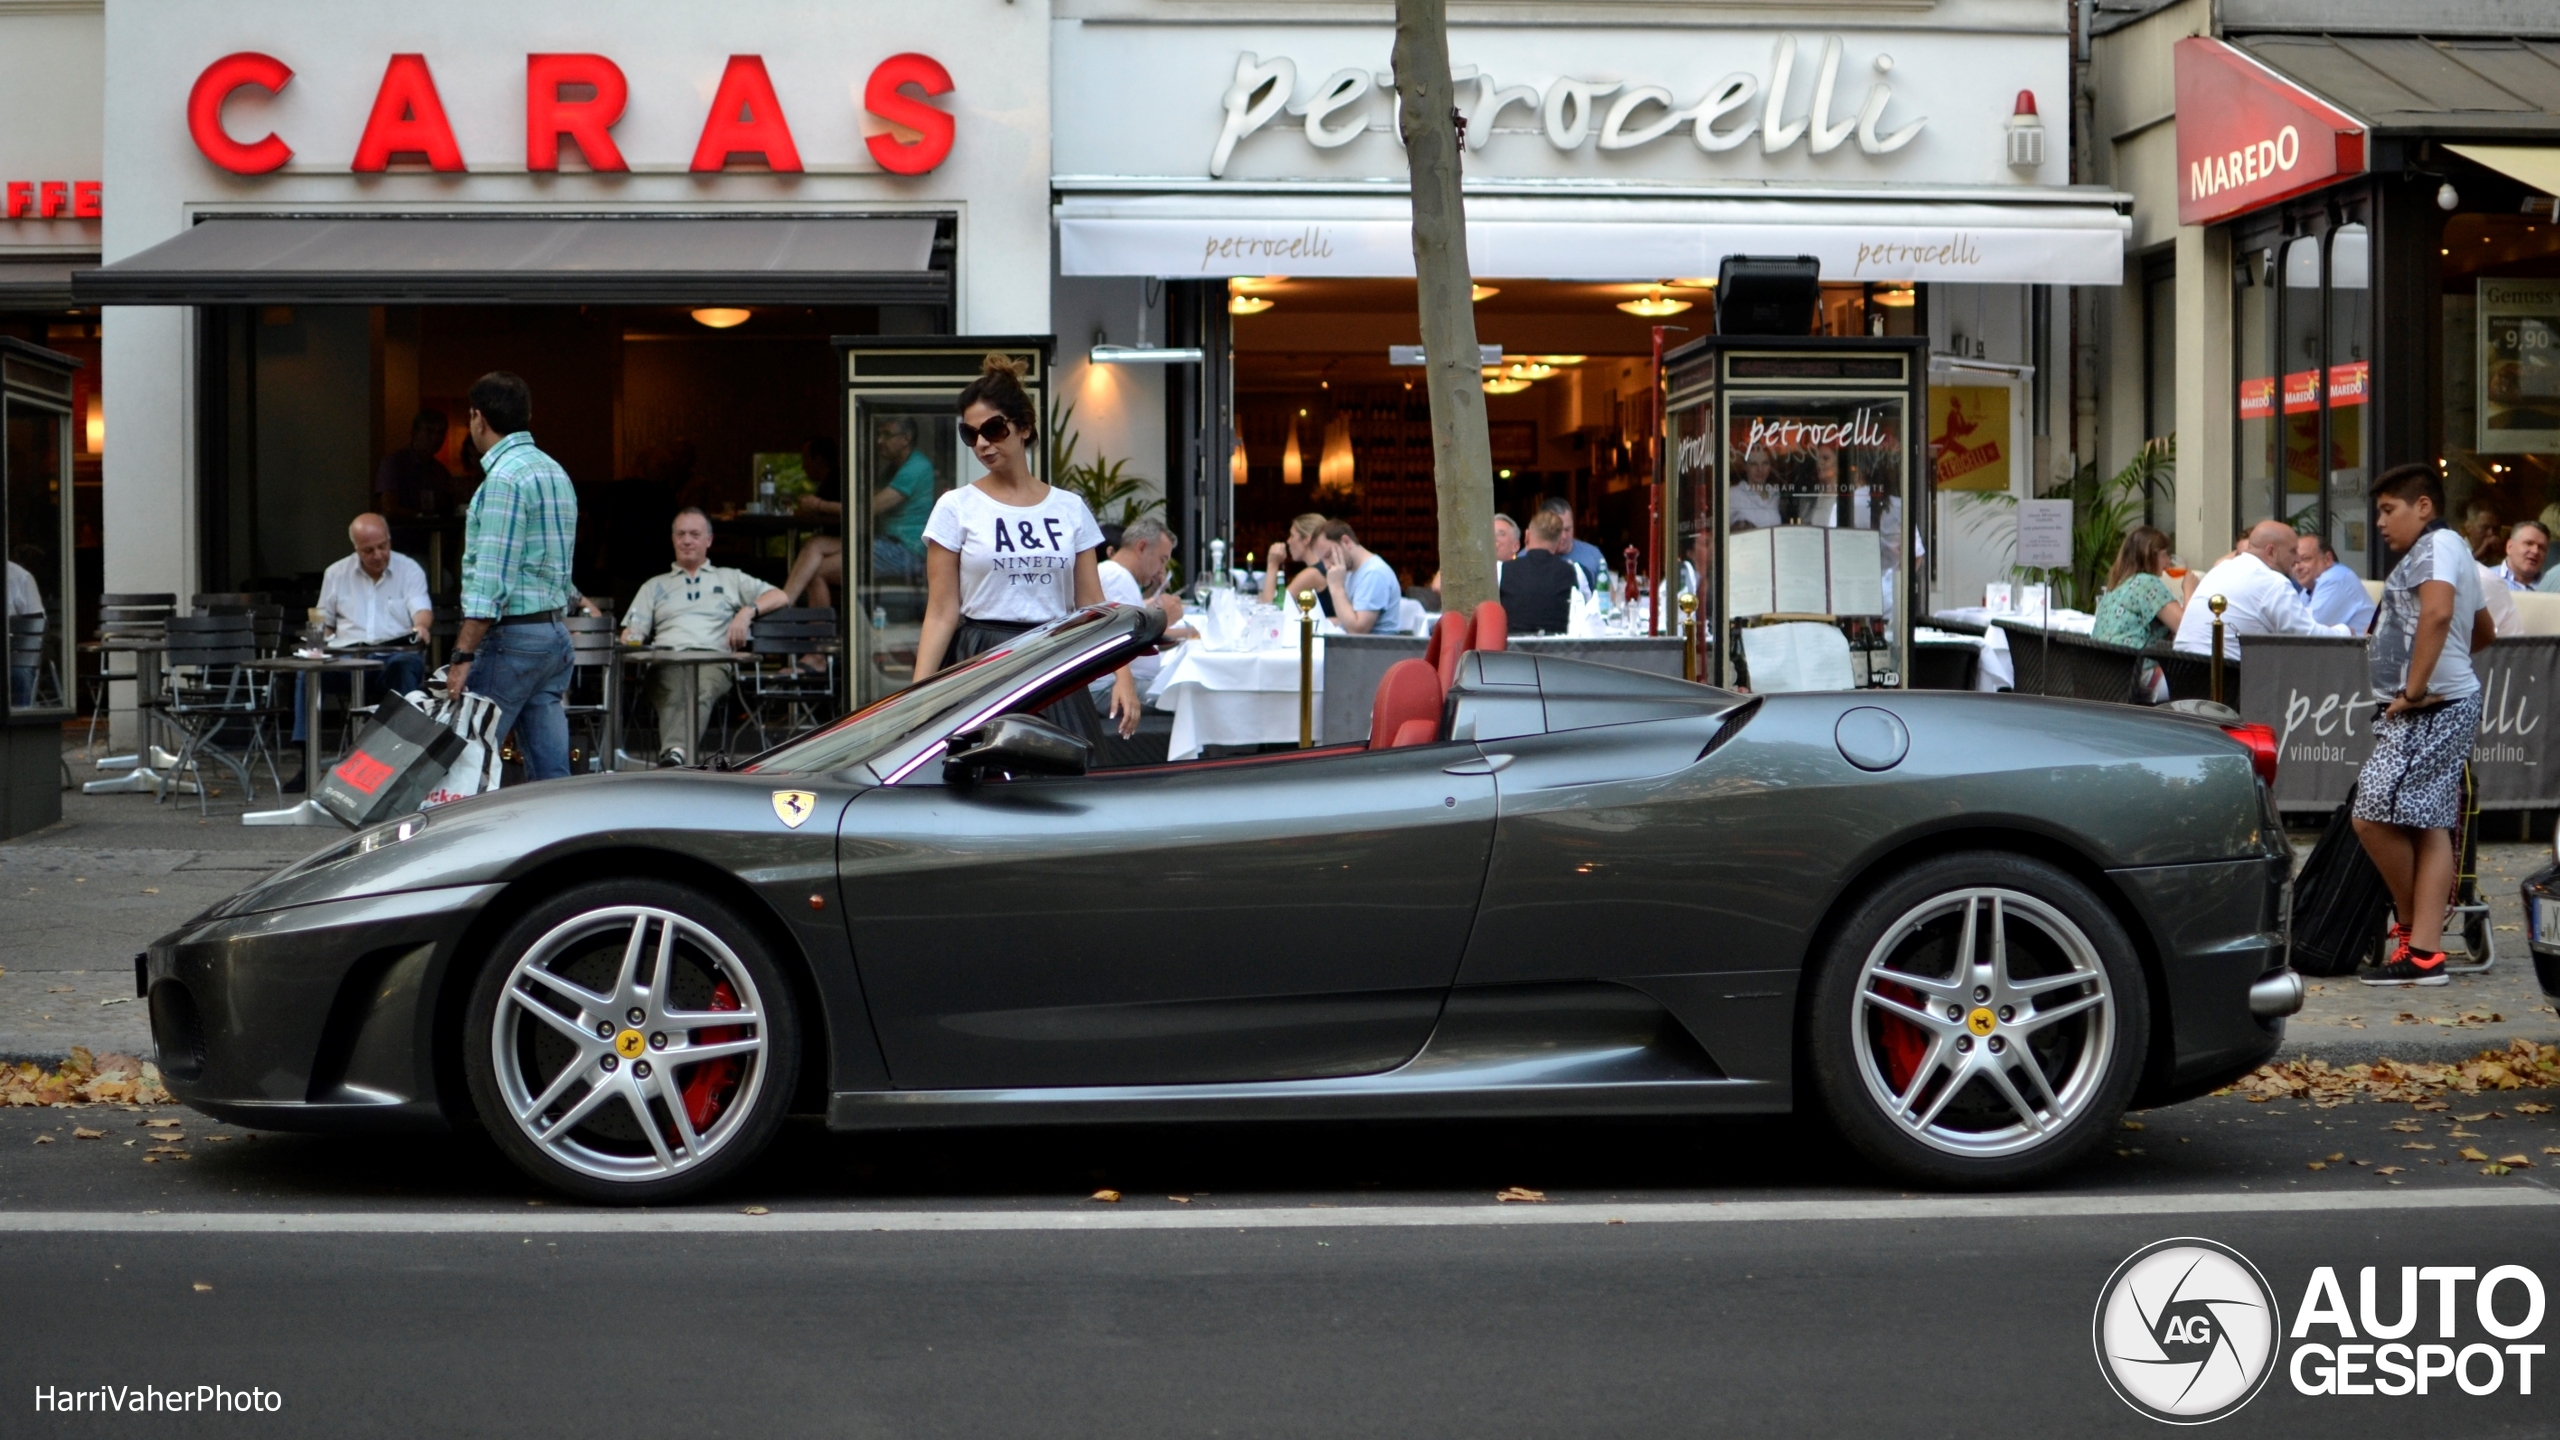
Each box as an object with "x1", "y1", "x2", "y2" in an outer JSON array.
[
  {"x1": 3, "y1": 341, "x2": 79, "y2": 720},
  {"x1": 834, "y1": 339, "x2": 1051, "y2": 707}
]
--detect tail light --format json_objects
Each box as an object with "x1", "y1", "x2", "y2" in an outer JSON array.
[{"x1": 2221, "y1": 723, "x2": 2279, "y2": 788}]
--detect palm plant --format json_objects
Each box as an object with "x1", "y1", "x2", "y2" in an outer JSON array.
[
  {"x1": 1956, "y1": 435, "x2": 2177, "y2": 610},
  {"x1": 1043, "y1": 395, "x2": 1166, "y2": 530}
]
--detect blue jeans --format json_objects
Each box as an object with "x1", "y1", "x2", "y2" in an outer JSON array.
[
  {"x1": 465, "y1": 619, "x2": 573, "y2": 782},
  {"x1": 292, "y1": 649, "x2": 427, "y2": 742},
  {"x1": 7, "y1": 666, "x2": 31, "y2": 708}
]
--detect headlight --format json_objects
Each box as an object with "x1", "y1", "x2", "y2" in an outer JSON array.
[
  {"x1": 2534, "y1": 895, "x2": 2560, "y2": 949},
  {"x1": 304, "y1": 814, "x2": 428, "y2": 870}
]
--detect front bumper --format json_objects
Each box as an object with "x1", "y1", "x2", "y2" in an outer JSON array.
[
  {"x1": 2519, "y1": 863, "x2": 2560, "y2": 1001},
  {"x1": 143, "y1": 883, "x2": 502, "y2": 1133}
]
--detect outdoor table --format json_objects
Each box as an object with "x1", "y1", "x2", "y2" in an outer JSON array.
[
  {"x1": 242, "y1": 654, "x2": 383, "y2": 827},
  {"x1": 1913, "y1": 626, "x2": 2015, "y2": 692},
  {"x1": 1145, "y1": 640, "x2": 1325, "y2": 761},
  {"x1": 79, "y1": 637, "x2": 189, "y2": 797},
  {"x1": 610, "y1": 647, "x2": 744, "y2": 769}
]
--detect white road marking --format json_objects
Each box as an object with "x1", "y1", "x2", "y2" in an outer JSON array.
[{"x1": 0, "y1": 1187, "x2": 2551, "y2": 1234}]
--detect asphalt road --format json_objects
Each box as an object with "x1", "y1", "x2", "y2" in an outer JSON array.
[{"x1": 4, "y1": 1097, "x2": 2557, "y2": 1438}]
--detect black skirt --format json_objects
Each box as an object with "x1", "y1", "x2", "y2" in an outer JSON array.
[{"x1": 951, "y1": 616, "x2": 1109, "y2": 752}]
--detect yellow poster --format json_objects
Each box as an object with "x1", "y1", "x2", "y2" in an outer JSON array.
[{"x1": 1929, "y1": 386, "x2": 2010, "y2": 491}]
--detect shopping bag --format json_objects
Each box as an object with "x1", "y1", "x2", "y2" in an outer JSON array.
[
  {"x1": 2288, "y1": 791, "x2": 2391, "y2": 977},
  {"x1": 315, "y1": 692, "x2": 465, "y2": 827},
  {"x1": 412, "y1": 687, "x2": 505, "y2": 808}
]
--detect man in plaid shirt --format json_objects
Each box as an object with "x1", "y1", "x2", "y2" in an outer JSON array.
[{"x1": 446, "y1": 372, "x2": 579, "y2": 781}]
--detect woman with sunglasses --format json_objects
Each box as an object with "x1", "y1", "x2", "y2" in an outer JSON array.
[{"x1": 914, "y1": 354, "x2": 1141, "y2": 738}]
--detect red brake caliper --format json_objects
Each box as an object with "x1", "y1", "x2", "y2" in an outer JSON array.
[
  {"x1": 679, "y1": 979, "x2": 745, "y2": 1131},
  {"x1": 1874, "y1": 981, "x2": 1929, "y2": 1095}
]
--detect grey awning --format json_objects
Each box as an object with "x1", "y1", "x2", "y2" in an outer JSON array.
[
  {"x1": 0, "y1": 259, "x2": 80, "y2": 306},
  {"x1": 2234, "y1": 34, "x2": 2560, "y2": 137},
  {"x1": 74, "y1": 216, "x2": 947, "y2": 306}
]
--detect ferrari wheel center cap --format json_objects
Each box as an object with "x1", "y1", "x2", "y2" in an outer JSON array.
[
  {"x1": 1966, "y1": 1007, "x2": 1997, "y2": 1037},
  {"x1": 614, "y1": 1029, "x2": 647, "y2": 1060}
]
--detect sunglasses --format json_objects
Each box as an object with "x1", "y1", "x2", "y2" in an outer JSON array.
[{"x1": 959, "y1": 415, "x2": 1023, "y2": 447}]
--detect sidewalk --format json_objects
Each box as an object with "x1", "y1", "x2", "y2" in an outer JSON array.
[{"x1": 1, "y1": 744, "x2": 330, "y2": 1063}]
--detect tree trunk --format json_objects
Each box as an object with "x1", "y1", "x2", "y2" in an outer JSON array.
[{"x1": 1392, "y1": 0, "x2": 1496, "y2": 613}]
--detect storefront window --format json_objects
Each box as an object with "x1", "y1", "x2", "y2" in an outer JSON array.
[
  {"x1": 2, "y1": 341, "x2": 77, "y2": 716},
  {"x1": 2440, "y1": 210, "x2": 2560, "y2": 573},
  {"x1": 2235, "y1": 247, "x2": 2277, "y2": 534},
  {"x1": 2278, "y1": 235, "x2": 2325, "y2": 532},
  {"x1": 2325, "y1": 223, "x2": 2370, "y2": 572}
]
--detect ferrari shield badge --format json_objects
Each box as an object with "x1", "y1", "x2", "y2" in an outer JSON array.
[{"x1": 771, "y1": 790, "x2": 817, "y2": 829}]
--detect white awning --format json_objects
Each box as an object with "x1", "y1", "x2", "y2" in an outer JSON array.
[{"x1": 1058, "y1": 193, "x2": 2127, "y2": 287}]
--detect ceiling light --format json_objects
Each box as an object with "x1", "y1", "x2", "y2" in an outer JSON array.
[
  {"x1": 1617, "y1": 289, "x2": 1692, "y2": 317},
  {"x1": 1473, "y1": 284, "x2": 1500, "y2": 301},
  {"x1": 1669, "y1": 278, "x2": 1717, "y2": 289},
  {"x1": 1228, "y1": 275, "x2": 1287, "y2": 292},
  {"x1": 1506, "y1": 362, "x2": 1557, "y2": 381},
  {"x1": 1872, "y1": 287, "x2": 1918, "y2": 308},
  {"x1": 1229, "y1": 295, "x2": 1275, "y2": 315},
  {"x1": 690, "y1": 307, "x2": 752, "y2": 329},
  {"x1": 1533, "y1": 354, "x2": 1587, "y2": 366},
  {"x1": 1090, "y1": 344, "x2": 1205, "y2": 364},
  {"x1": 1483, "y1": 376, "x2": 1533, "y2": 395}
]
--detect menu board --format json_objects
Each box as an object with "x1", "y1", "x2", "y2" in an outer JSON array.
[
  {"x1": 2481, "y1": 279, "x2": 2560, "y2": 452},
  {"x1": 1728, "y1": 525, "x2": 1887, "y2": 618}
]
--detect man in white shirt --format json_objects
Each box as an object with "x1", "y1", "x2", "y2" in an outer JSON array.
[
  {"x1": 2492, "y1": 520, "x2": 2548, "y2": 591},
  {"x1": 621, "y1": 508, "x2": 788, "y2": 764},
  {"x1": 1093, "y1": 518, "x2": 1189, "y2": 688},
  {"x1": 2293, "y1": 532, "x2": 2375, "y2": 631},
  {"x1": 6, "y1": 554, "x2": 44, "y2": 708},
  {"x1": 293, "y1": 513, "x2": 434, "y2": 752},
  {"x1": 2173, "y1": 520, "x2": 2351, "y2": 660}
]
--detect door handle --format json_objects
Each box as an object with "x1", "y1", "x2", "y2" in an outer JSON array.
[{"x1": 1443, "y1": 753, "x2": 1514, "y2": 775}]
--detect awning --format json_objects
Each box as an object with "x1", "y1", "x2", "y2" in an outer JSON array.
[
  {"x1": 2446, "y1": 144, "x2": 2560, "y2": 198},
  {"x1": 0, "y1": 259, "x2": 80, "y2": 306},
  {"x1": 1058, "y1": 193, "x2": 2128, "y2": 287},
  {"x1": 2233, "y1": 35, "x2": 2560, "y2": 139},
  {"x1": 75, "y1": 217, "x2": 947, "y2": 306}
]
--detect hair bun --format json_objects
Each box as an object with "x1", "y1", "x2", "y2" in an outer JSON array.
[{"x1": 979, "y1": 352, "x2": 1026, "y2": 382}]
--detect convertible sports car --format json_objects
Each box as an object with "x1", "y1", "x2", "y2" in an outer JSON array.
[{"x1": 142, "y1": 604, "x2": 2305, "y2": 1202}]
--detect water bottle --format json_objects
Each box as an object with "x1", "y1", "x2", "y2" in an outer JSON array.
[
  {"x1": 1206, "y1": 538, "x2": 1229, "y2": 593},
  {"x1": 756, "y1": 464, "x2": 777, "y2": 515},
  {"x1": 870, "y1": 605, "x2": 887, "y2": 632},
  {"x1": 1595, "y1": 568, "x2": 1614, "y2": 615}
]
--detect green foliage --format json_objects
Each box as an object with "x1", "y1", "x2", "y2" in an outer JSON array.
[{"x1": 1044, "y1": 395, "x2": 1167, "y2": 531}]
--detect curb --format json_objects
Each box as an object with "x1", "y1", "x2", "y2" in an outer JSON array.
[{"x1": 2272, "y1": 1025, "x2": 2560, "y2": 1067}]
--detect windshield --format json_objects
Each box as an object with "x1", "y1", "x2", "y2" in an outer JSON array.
[{"x1": 744, "y1": 608, "x2": 1135, "y2": 777}]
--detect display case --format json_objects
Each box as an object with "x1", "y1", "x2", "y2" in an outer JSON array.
[{"x1": 1661, "y1": 336, "x2": 1928, "y2": 692}]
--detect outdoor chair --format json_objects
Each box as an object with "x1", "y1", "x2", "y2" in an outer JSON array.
[
  {"x1": 84, "y1": 592, "x2": 176, "y2": 759},
  {"x1": 157, "y1": 613, "x2": 283, "y2": 814},
  {"x1": 739, "y1": 607, "x2": 839, "y2": 753},
  {"x1": 562, "y1": 610, "x2": 619, "y2": 772}
]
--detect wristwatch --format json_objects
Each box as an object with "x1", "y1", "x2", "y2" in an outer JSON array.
[{"x1": 449, "y1": 650, "x2": 477, "y2": 665}]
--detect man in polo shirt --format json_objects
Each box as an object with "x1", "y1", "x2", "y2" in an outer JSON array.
[
  {"x1": 1313, "y1": 521, "x2": 1405, "y2": 635},
  {"x1": 446, "y1": 371, "x2": 579, "y2": 782},
  {"x1": 294, "y1": 512, "x2": 433, "y2": 752},
  {"x1": 622, "y1": 508, "x2": 789, "y2": 765}
]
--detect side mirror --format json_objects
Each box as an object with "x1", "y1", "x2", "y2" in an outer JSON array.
[{"x1": 942, "y1": 713, "x2": 1091, "y2": 783}]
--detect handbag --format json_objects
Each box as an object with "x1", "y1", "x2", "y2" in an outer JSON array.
[
  {"x1": 2287, "y1": 788, "x2": 2391, "y2": 977},
  {"x1": 315, "y1": 692, "x2": 467, "y2": 827}
]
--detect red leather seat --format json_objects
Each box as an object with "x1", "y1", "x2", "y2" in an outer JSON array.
[
  {"x1": 1430, "y1": 610, "x2": 1473, "y2": 692},
  {"x1": 1472, "y1": 601, "x2": 1508, "y2": 653},
  {"x1": 1369, "y1": 659, "x2": 1444, "y2": 749}
]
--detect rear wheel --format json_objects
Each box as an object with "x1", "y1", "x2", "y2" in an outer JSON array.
[
  {"x1": 1806, "y1": 852, "x2": 2147, "y2": 1188},
  {"x1": 464, "y1": 879, "x2": 798, "y2": 1204}
]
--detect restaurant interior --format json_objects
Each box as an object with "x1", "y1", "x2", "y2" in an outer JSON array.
[{"x1": 1226, "y1": 276, "x2": 1921, "y2": 588}]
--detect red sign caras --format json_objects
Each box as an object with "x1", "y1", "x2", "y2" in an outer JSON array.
[{"x1": 2173, "y1": 37, "x2": 2365, "y2": 227}]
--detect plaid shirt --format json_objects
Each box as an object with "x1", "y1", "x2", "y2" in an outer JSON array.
[{"x1": 459, "y1": 431, "x2": 579, "y2": 620}]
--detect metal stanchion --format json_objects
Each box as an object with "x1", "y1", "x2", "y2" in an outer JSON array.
[
  {"x1": 2208, "y1": 594, "x2": 2228, "y2": 705},
  {"x1": 1677, "y1": 592, "x2": 1698, "y2": 683},
  {"x1": 1295, "y1": 588, "x2": 1317, "y2": 749}
]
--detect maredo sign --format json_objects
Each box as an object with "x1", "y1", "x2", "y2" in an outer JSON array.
[
  {"x1": 187, "y1": 50, "x2": 956, "y2": 177},
  {"x1": 2172, "y1": 37, "x2": 2364, "y2": 227}
]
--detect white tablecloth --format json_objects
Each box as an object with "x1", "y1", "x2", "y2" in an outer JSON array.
[
  {"x1": 1146, "y1": 641, "x2": 1325, "y2": 760},
  {"x1": 1915, "y1": 625, "x2": 2014, "y2": 692}
]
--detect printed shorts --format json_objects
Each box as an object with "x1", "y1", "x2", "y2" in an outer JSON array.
[{"x1": 2352, "y1": 691, "x2": 2481, "y2": 830}]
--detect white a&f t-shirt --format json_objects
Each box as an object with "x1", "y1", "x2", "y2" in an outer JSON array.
[{"x1": 921, "y1": 482, "x2": 1103, "y2": 624}]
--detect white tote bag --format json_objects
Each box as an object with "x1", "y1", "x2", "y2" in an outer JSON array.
[{"x1": 407, "y1": 684, "x2": 506, "y2": 808}]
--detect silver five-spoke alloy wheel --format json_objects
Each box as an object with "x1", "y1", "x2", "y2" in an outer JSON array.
[
  {"x1": 1850, "y1": 886, "x2": 2116, "y2": 1159},
  {"x1": 490, "y1": 905, "x2": 770, "y2": 1185}
]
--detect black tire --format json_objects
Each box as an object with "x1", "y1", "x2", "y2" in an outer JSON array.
[
  {"x1": 463, "y1": 878, "x2": 799, "y2": 1204},
  {"x1": 1804, "y1": 851, "x2": 2149, "y2": 1189}
]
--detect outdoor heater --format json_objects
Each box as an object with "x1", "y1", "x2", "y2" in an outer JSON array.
[{"x1": 1661, "y1": 260, "x2": 1927, "y2": 693}]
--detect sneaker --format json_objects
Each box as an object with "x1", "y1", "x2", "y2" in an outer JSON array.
[{"x1": 2359, "y1": 945, "x2": 2451, "y2": 987}]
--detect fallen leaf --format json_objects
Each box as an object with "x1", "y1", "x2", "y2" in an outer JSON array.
[
  {"x1": 2459, "y1": 1147, "x2": 2492, "y2": 1162},
  {"x1": 2306, "y1": 1161, "x2": 2328, "y2": 1171},
  {"x1": 1496, "y1": 1187, "x2": 1547, "y2": 1203},
  {"x1": 2402, "y1": 1142, "x2": 2436, "y2": 1150},
  {"x1": 32, "y1": 1134, "x2": 51, "y2": 1144},
  {"x1": 2121, "y1": 1120, "x2": 2145, "y2": 1131},
  {"x1": 192, "y1": 1282, "x2": 211, "y2": 1293},
  {"x1": 97, "y1": 997, "x2": 130, "y2": 1008},
  {"x1": 2353, "y1": 1159, "x2": 2372, "y2": 1167},
  {"x1": 2483, "y1": 1164, "x2": 2513, "y2": 1176},
  {"x1": 2498, "y1": 1154, "x2": 2535, "y2": 1167},
  {"x1": 1605, "y1": 1217, "x2": 1626, "y2": 1225},
  {"x1": 739, "y1": 1206, "x2": 769, "y2": 1216},
  {"x1": 1167, "y1": 1195, "x2": 1191, "y2": 1203},
  {"x1": 2376, "y1": 1166, "x2": 2406, "y2": 1176},
  {"x1": 205, "y1": 1135, "x2": 232, "y2": 1143},
  {"x1": 143, "y1": 1117, "x2": 180, "y2": 1128},
  {"x1": 2457, "y1": 1112, "x2": 2493, "y2": 1122},
  {"x1": 2518, "y1": 1103, "x2": 2553, "y2": 1115},
  {"x1": 1089, "y1": 1189, "x2": 1122, "y2": 1203},
  {"x1": 2389, "y1": 1120, "x2": 2424, "y2": 1133},
  {"x1": 2326, "y1": 1152, "x2": 2345, "y2": 1161},
  {"x1": 71, "y1": 1127, "x2": 101, "y2": 1140},
  {"x1": 146, "y1": 1145, "x2": 185, "y2": 1155}
]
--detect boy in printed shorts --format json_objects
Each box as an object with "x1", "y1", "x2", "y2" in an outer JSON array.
[{"x1": 2351, "y1": 464, "x2": 2501, "y2": 986}]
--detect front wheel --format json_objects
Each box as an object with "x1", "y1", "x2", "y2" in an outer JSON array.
[
  {"x1": 1805, "y1": 852, "x2": 2148, "y2": 1188},
  {"x1": 464, "y1": 879, "x2": 799, "y2": 1204}
]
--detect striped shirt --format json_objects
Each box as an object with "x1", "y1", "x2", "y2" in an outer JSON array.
[{"x1": 459, "y1": 431, "x2": 579, "y2": 620}]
